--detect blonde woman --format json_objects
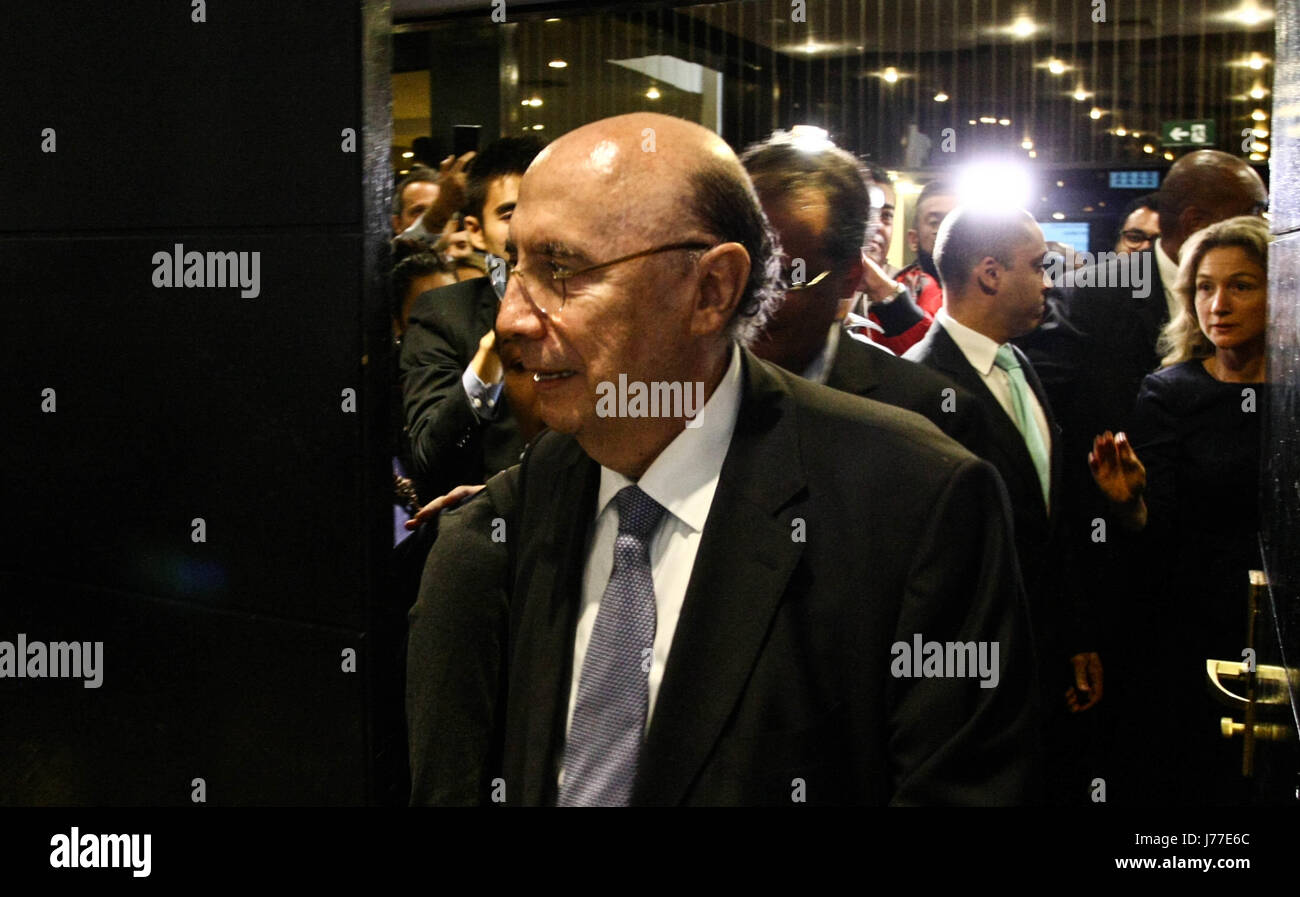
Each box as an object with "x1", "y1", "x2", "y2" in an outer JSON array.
[{"x1": 1088, "y1": 215, "x2": 1269, "y2": 804}]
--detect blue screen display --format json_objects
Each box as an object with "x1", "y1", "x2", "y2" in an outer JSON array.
[
  {"x1": 1109, "y1": 170, "x2": 1160, "y2": 189},
  {"x1": 1037, "y1": 221, "x2": 1091, "y2": 251}
]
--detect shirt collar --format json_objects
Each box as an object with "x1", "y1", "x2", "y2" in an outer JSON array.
[
  {"x1": 935, "y1": 307, "x2": 1002, "y2": 376},
  {"x1": 594, "y1": 344, "x2": 744, "y2": 534},
  {"x1": 800, "y1": 324, "x2": 841, "y2": 385},
  {"x1": 1153, "y1": 238, "x2": 1180, "y2": 320}
]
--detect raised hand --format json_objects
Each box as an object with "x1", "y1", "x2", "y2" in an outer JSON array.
[{"x1": 1088, "y1": 430, "x2": 1146, "y2": 506}]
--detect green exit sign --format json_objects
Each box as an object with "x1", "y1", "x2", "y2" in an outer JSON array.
[{"x1": 1161, "y1": 120, "x2": 1216, "y2": 146}]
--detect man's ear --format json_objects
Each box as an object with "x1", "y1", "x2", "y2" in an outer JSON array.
[
  {"x1": 975, "y1": 256, "x2": 1001, "y2": 295},
  {"x1": 906, "y1": 228, "x2": 919, "y2": 253},
  {"x1": 690, "y1": 242, "x2": 751, "y2": 337},
  {"x1": 463, "y1": 214, "x2": 487, "y2": 252},
  {"x1": 1179, "y1": 206, "x2": 1209, "y2": 243}
]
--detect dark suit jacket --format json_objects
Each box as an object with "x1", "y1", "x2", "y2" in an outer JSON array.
[
  {"x1": 826, "y1": 332, "x2": 985, "y2": 451},
  {"x1": 410, "y1": 347, "x2": 1042, "y2": 805},
  {"x1": 905, "y1": 323, "x2": 1089, "y2": 666},
  {"x1": 399, "y1": 277, "x2": 524, "y2": 501}
]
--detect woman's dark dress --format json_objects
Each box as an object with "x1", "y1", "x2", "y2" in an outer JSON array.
[{"x1": 1124, "y1": 359, "x2": 1265, "y2": 803}]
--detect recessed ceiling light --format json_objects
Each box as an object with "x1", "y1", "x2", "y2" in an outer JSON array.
[
  {"x1": 883, "y1": 66, "x2": 899, "y2": 83},
  {"x1": 548, "y1": 59, "x2": 568, "y2": 69},
  {"x1": 1249, "y1": 152, "x2": 1265, "y2": 161},
  {"x1": 1052, "y1": 212, "x2": 1065, "y2": 220},
  {"x1": 1008, "y1": 17, "x2": 1038, "y2": 38},
  {"x1": 934, "y1": 91, "x2": 949, "y2": 102},
  {"x1": 1252, "y1": 109, "x2": 1268, "y2": 121},
  {"x1": 645, "y1": 86, "x2": 661, "y2": 100},
  {"x1": 401, "y1": 151, "x2": 414, "y2": 159},
  {"x1": 545, "y1": 17, "x2": 560, "y2": 23},
  {"x1": 1143, "y1": 144, "x2": 1155, "y2": 154},
  {"x1": 1089, "y1": 107, "x2": 1103, "y2": 120},
  {"x1": 1253, "y1": 128, "x2": 1269, "y2": 138},
  {"x1": 1028, "y1": 150, "x2": 1038, "y2": 158},
  {"x1": 532, "y1": 124, "x2": 544, "y2": 130},
  {"x1": 1249, "y1": 85, "x2": 1267, "y2": 99},
  {"x1": 1163, "y1": 152, "x2": 1174, "y2": 160},
  {"x1": 1021, "y1": 139, "x2": 1034, "y2": 149},
  {"x1": 1252, "y1": 141, "x2": 1269, "y2": 153},
  {"x1": 1114, "y1": 127, "x2": 1127, "y2": 136},
  {"x1": 999, "y1": 118, "x2": 1011, "y2": 126},
  {"x1": 1048, "y1": 59, "x2": 1067, "y2": 75},
  {"x1": 1072, "y1": 88, "x2": 1091, "y2": 102}
]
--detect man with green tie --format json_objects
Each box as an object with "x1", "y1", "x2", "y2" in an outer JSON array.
[{"x1": 904, "y1": 205, "x2": 1103, "y2": 803}]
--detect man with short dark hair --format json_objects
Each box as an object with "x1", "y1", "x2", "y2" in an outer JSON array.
[
  {"x1": 391, "y1": 166, "x2": 439, "y2": 236},
  {"x1": 905, "y1": 206, "x2": 1103, "y2": 801},
  {"x1": 739, "y1": 131, "x2": 982, "y2": 445},
  {"x1": 399, "y1": 136, "x2": 546, "y2": 501},
  {"x1": 407, "y1": 112, "x2": 1040, "y2": 806},
  {"x1": 1114, "y1": 193, "x2": 1159, "y2": 255},
  {"x1": 852, "y1": 178, "x2": 957, "y2": 355}
]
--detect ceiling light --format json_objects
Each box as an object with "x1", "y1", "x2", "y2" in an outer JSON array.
[
  {"x1": 545, "y1": 17, "x2": 560, "y2": 23},
  {"x1": 1249, "y1": 152, "x2": 1266, "y2": 161},
  {"x1": 532, "y1": 124, "x2": 544, "y2": 130},
  {"x1": 1072, "y1": 87, "x2": 1090, "y2": 102},
  {"x1": 934, "y1": 91, "x2": 949, "y2": 102},
  {"x1": 1250, "y1": 84, "x2": 1267, "y2": 99},
  {"x1": 1056, "y1": 180, "x2": 1065, "y2": 187},
  {"x1": 1048, "y1": 59, "x2": 1067, "y2": 75},
  {"x1": 1143, "y1": 144, "x2": 1155, "y2": 154},
  {"x1": 968, "y1": 119, "x2": 977, "y2": 125},
  {"x1": 1089, "y1": 107, "x2": 1103, "y2": 120},
  {"x1": 1222, "y1": 2, "x2": 1272, "y2": 26},
  {"x1": 999, "y1": 118, "x2": 1011, "y2": 126},
  {"x1": 1008, "y1": 17, "x2": 1038, "y2": 38},
  {"x1": 1052, "y1": 212, "x2": 1066, "y2": 220},
  {"x1": 1251, "y1": 141, "x2": 1269, "y2": 153},
  {"x1": 979, "y1": 116, "x2": 997, "y2": 124},
  {"x1": 1253, "y1": 127, "x2": 1269, "y2": 138},
  {"x1": 1114, "y1": 127, "x2": 1127, "y2": 136},
  {"x1": 398, "y1": 169, "x2": 409, "y2": 175},
  {"x1": 883, "y1": 66, "x2": 899, "y2": 83},
  {"x1": 1028, "y1": 150, "x2": 1038, "y2": 158},
  {"x1": 1249, "y1": 54, "x2": 1267, "y2": 69},
  {"x1": 1163, "y1": 152, "x2": 1174, "y2": 160},
  {"x1": 548, "y1": 59, "x2": 568, "y2": 68},
  {"x1": 645, "y1": 86, "x2": 661, "y2": 100},
  {"x1": 401, "y1": 151, "x2": 414, "y2": 159},
  {"x1": 1021, "y1": 139, "x2": 1034, "y2": 149},
  {"x1": 1252, "y1": 109, "x2": 1268, "y2": 121}
]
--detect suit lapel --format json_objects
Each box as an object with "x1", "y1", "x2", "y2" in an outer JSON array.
[
  {"x1": 509, "y1": 437, "x2": 600, "y2": 806},
  {"x1": 925, "y1": 326, "x2": 1046, "y2": 518},
  {"x1": 632, "y1": 350, "x2": 807, "y2": 805}
]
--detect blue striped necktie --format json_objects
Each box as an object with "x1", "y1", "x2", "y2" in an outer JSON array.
[{"x1": 558, "y1": 485, "x2": 666, "y2": 806}]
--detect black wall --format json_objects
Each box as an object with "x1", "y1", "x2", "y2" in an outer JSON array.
[{"x1": 0, "y1": 0, "x2": 395, "y2": 805}]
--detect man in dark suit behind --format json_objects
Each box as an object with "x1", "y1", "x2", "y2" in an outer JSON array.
[
  {"x1": 408, "y1": 112, "x2": 1041, "y2": 806},
  {"x1": 399, "y1": 137, "x2": 545, "y2": 501},
  {"x1": 736, "y1": 129, "x2": 983, "y2": 447},
  {"x1": 904, "y1": 206, "x2": 1102, "y2": 800}
]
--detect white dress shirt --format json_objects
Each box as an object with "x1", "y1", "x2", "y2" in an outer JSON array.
[
  {"x1": 564, "y1": 345, "x2": 744, "y2": 748},
  {"x1": 1153, "y1": 238, "x2": 1181, "y2": 325},
  {"x1": 935, "y1": 309, "x2": 1052, "y2": 495}
]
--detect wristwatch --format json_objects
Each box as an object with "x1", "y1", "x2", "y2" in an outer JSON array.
[{"x1": 869, "y1": 281, "x2": 908, "y2": 306}]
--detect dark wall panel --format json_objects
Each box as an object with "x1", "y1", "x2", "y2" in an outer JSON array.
[{"x1": 1, "y1": 1, "x2": 392, "y2": 805}]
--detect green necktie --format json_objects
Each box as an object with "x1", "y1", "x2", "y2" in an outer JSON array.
[{"x1": 993, "y1": 344, "x2": 1050, "y2": 509}]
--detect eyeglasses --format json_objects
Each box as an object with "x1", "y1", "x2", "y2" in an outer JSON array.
[
  {"x1": 508, "y1": 241, "x2": 715, "y2": 315},
  {"x1": 1120, "y1": 229, "x2": 1159, "y2": 247},
  {"x1": 783, "y1": 268, "x2": 831, "y2": 291}
]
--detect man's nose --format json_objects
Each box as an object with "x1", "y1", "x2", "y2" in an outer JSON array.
[{"x1": 496, "y1": 272, "x2": 546, "y2": 341}]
